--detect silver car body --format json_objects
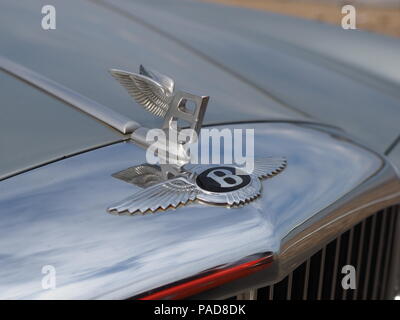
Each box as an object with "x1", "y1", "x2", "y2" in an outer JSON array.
[{"x1": 1, "y1": 0, "x2": 400, "y2": 299}]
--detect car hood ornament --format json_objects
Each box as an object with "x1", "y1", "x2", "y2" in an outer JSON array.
[
  {"x1": 110, "y1": 65, "x2": 208, "y2": 171},
  {"x1": 109, "y1": 159, "x2": 286, "y2": 214},
  {"x1": 108, "y1": 65, "x2": 287, "y2": 215}
]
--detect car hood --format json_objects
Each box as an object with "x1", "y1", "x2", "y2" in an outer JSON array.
[
  {"x1": 1, "y1": 0, "x2": 400, "y2": 157},
  {"x1": 2, "y1": 0, "x2": 400, "y2": 300},
  {"x1": 2, "y1": 122, "x2": 399, "y2": 299},
  {"x1": 110, "y1": 0, "x2": 400, "y2": 154}
]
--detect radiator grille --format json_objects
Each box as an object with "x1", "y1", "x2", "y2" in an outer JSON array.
[{"x1": 235, "y1": 205, "x2": 399, "y2": 300}]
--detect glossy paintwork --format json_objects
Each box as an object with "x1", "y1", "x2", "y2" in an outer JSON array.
[
  {"x1": 0, "y1": 71, "x2": 123, "y2": 180},
  {"x1": 389, "y1": 144, "x2": 400, "y2": 174},
  {"x1": 107, "y1": 0, "x2": 400, "y2": 154},
  {"x1": 0, "y1": 122, "x2": 394, "y2": 299},
  {"x1": 0, "y1": 0, "x2": 302, "y2": 134},
  {"x1": 1, "y1": 0, "x2": 400, "y2": 168},
  {"x1": 0, "y1": 56, "x2": 140, "y2": 135}
]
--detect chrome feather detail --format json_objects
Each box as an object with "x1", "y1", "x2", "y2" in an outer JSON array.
[
  {"x1": 108, "y1": 177, "x2": 198, "y2": 214},
  {"x1": 110, "y1": 65, "x2": 174, "y2": 117},
  {"x1": 249, "y1": 157, "x2": 288, "y2": 178},
  {"x1": 108, "y1": 157, "x2": 287, "y2": 215},
  {"x1": 112, "y1": 164, "x2": 165, "y2": 188},
  {"x1": 108, "y1": 65, "x2": 286, "y2": 214},
  {"x1": 110, "y1": 65, "x2": 209, "y2": 172}
]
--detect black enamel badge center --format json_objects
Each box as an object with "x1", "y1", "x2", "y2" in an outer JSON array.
[{"x1": 195, "y1": 166, "x2": 251, "y2": 193}]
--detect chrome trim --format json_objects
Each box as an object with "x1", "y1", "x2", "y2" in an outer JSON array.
[
  {"x1": 1, "y1": 122, "x2": 399, "y2": 299},
  {"x1": 195, "y1": 142, "x2": 400, "y2": 298},
  {"x1": 330, "y1": 235, "x2": 341, "y2": 300},
  {"x1": 237, "y1": 289, "x2": 257, "y2": 300},
  {"x1": 0, "y1": 140, "x2": 127, "y2": 183},
  {"x1": 388, "y1": 209, "x2": 400, "y2": 299},
  {"x1": 380, "y1": 208, "x2": 400, "y2": 299},
  {"x1": 0, "y1": 56, "x2": 140, "y2": 134},
  {"x1": 303, "y1": 259, "x2": 310, "y2": 300},
  {"x1": 286, "y1": 272, "x2": 293, "y2": 300},
  {"x1": 372, "y1": 209, "x2": 387, "y2": 299},
  {"x1": 353, "y1": 220, "x2": 366, "y2": 299},
  {"x1": 343, "y1": 227, "x2": 354, "y2": 299},
  {"x1": 138, "y1": 253, "x2": 272, "y2": 299},
  {"x1": 317, "y1": 247, "x2": 326, "y2": 300},
  {"x1": 107, "y1": 158, "x2": 286, "y2": 215},
  {"x1": 232, "y1": 207, "x2": 399, "y2": 300},
  {"x1": 362, "y1": 214, "x2": 377, "y2": 299},
  {"x1": 269, "y1": 285, "x2": 274, "y2": 300}
]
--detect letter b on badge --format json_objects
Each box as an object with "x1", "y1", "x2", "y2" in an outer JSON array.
[{"x1": 207, "y1": 169, "x2": 243, "y2": 188}]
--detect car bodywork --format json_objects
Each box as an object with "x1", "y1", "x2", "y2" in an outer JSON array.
[{"x1": 0, "y1": 0, "x2": 400, "y2": 299}]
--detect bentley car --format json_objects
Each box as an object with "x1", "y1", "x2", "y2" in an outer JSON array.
[{"x1": 1, "y1": 0, "x2": 400, "y2": 300}]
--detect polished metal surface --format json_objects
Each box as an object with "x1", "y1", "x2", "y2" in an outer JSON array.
[
  {"x1": 388, "y1": 143, "x2": 400, "y2": 174},
  {"x1": 372, "y1": 210, "x2": 387, "y2": 299},
  {"x1": 111, "y1": 65, "x2": 209, "y2": 169},
  {"x1": 192, "y1": 159, "x2": 286, "y2": 206},
  {"x1": 330, "y1": 233, "x2": 341, "y2": 299},
  {"x1": 353, "y1": 220, "x2": 366, "y2": 299},
  {"x1": 317, "y1": 248, "x2": 326, "y2": 300},
  {"x1": 110, "y1": 65, "x2": 176, "y2": 118},
  {"x1": 343, "y1": 227, "x2": 354, "y2": 299},
  {"x1": 234, "y1": 207, "x2": 399, "y2": 300},
  {"x1": 109, "y1": 65, "x2": 287, "y2": 214},
  {"x1": 0, "y1": 56, "x2": 139, "y2": 134},
  {"x1": 1, "y1": 122, "x2": 399, "y2": 299},
  {"x1": 385, "y1": 207, "x2": 400, "y2": 298},
  {"x1": 236, "y1": 289, "x2": 257, "y2": 300},
  {"x1": 303, "y1": 259, "x2": 311, "y2": 300},
  {"x1": 108, "y1": 158, "x2": 286, "y2": 214},
  {"x1": 0, "y1": 70, "x2": 125, "y2": 181},
  {"x1": 2, "y1": 0, "x2": 400, "y2": 154},
  {"x1": 286, "y1": 272, "x2": 293, "y2": 299},
  {"x1": 0, "y1": 0, "x2": 303, "y2": 134},
  {"x1": 390, "y1": 216, "x2": 400, "y2": 300},
  {"x1": 1, "y1": 0, "x2": 399, "y2": 300},
  {"x1": 101, "y1": 0, "x2": 400, "y2": 154},
  {"x1": 362, "y1": 214, "x2": 377, "y2": 299}
]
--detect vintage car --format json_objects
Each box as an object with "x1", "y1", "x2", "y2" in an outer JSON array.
[{"x1": 0, "y1": 0, "x2": 399, "y2": 300}]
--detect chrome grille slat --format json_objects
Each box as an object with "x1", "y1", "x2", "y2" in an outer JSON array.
[
  {"x1": 234, "y1": 206, "x2": 398, "y2": 301},
  {"x1": 236, "y1": 289, "x2": 257, "y2": 300},
  {"x1": 286, "y1": 272, "x2": 293, "y2": 300},
  {"x1": 268, "y1": 285, "x2": 274, "y2": 300},
  {"x1": 316, "y1": 247, "x2": 326, "y2": 300},
  {"x1": 380, "y1": 206, "x2": 397, "y2": 299},
  {"x1": 353, "y1": 219, "x2": 366, "y2": 300},
  {"x1": 303, "y1": 259, "x2": 310, "y2": 300},
  {"x1": 330, "y1": 236, "x2": 341, "y2": 300},
  {"x1": 342, "y1": 228, "x2": 354, "y2": 300},
  {"x1": 362, "y1": 214, "x2": 377, "y2": 300},
  {"x1": 372, "y1": 209, "x2": 387, "y2": 299}
]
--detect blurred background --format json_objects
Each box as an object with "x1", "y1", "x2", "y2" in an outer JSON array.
[{"x1": 202, "y1": 0, "x2": 400, "y2": 38}]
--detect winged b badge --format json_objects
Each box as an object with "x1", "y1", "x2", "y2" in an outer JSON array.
[
  {"x1": 108, "y1": 65, "x2": 287, "y2": 215},
  {"x1": 110, "y1": 65, "x2": 176, "y2": 118},
  {"x1": 109, "y1": 159, "x2": 287, "y2": 214},
  {"x1": 112, "y1": 66, "x2": 207, "y2": 138}
]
